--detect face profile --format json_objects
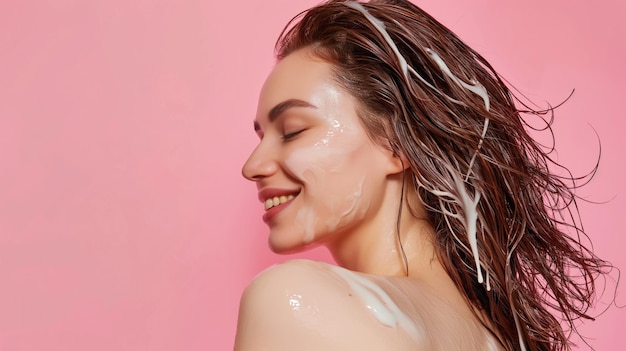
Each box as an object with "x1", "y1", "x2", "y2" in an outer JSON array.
[{"x1": 242, "y1": 49, "x2": 404, "y2": 254}]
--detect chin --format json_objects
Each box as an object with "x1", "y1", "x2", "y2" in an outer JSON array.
[{"x1": 268, "y1": 235, "x2": 317, "y2": 255}]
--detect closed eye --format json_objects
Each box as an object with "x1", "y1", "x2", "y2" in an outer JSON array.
[{"x1": 282, "y1": 129, "x2": 305, "y2": 141}]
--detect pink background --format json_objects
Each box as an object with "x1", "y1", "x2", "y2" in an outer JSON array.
[{"x1": 0, "y1": 0, "x2": 624, "y2": 349}]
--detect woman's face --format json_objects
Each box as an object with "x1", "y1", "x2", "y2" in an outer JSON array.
[{"x1": 242, "y1": 49, "x2": 401, "y2": 253}]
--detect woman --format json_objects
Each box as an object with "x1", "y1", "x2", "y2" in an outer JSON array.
[{"x1": 235, "y1": 1, "x2": 611, "y2": 350}]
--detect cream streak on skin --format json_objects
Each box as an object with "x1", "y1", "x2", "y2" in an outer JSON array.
[
  {"x1": 329, "y1": 265, "x2": 423, "y2": 343},
  {"x1": 285, "y1": 107, "x2": 370, "y2": 244},
  {"x1": 280, "y1": 75, "x2": 374, "y2": 245}
]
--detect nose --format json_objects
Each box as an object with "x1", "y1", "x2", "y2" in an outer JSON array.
[{"x1": 241, "y1": 142, "x2": 278, "y2": 182}]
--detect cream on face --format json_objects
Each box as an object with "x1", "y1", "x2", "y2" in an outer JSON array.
[
  {"x1": 244, "y1": 50, "x2": 391, "y2": 253},
  {"x1": 283, "y1": 85, "x2": 372, "y2": 244}
]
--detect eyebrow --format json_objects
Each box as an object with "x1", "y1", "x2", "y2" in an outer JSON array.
[
  {"x1": 254, "y1": 99, "x2": 317, "y2": 131},
  {"x1": 269, "y1": 99, "x2": 317, "y2": 121}
]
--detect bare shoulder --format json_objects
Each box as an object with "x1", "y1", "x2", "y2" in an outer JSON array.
[
  {"x1": 242, "y1": 259, "x2": 340, "y2": 293},
  {"x1": 234, "y1": 259, "x2": 427, "y2": 351}
]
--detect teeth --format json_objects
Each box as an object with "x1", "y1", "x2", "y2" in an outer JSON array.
[{"x1": 264, "y1": 194, "x2": 295, "y2": 211}]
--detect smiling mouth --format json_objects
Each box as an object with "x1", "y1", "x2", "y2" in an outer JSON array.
[{"x1": 264, "y1": 194, "x2": 295, "y2": 211}]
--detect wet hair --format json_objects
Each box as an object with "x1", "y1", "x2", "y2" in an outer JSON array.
[{"x1": 274, "y1": 1, "x2": 613, "y2": 350}]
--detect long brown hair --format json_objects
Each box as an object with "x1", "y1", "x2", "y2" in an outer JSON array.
[{"x1": 274, "y1": 0, "x2": 612, "y2": 350}]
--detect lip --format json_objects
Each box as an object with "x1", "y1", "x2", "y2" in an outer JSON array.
[
  {"x1": 257, "y1": 188, "x2": 300, "y2": 223},
  {"x1": 257, "y1": 188, "x2": 300, "y2": 203}
]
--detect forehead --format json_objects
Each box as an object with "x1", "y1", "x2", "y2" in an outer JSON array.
[{"x1": 257, "y1": 49, "x2": 340, "y2": 118}]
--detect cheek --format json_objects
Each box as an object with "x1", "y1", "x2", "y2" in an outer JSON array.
[
  {"x1": 285, "y1": 145, "x2": 351, "y2": 243},
  {"x1": 284, "y1": 128, "x2": 358, "y2": 183},
  {"x1": 284, "y1": 137, "x2": 374, "y2": 242},
  {"x1": 322, "y1": 176, "x2": 371, "y2": 232}
]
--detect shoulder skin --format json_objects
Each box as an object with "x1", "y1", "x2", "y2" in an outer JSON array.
[{"x1": 234, "y1": 259, "x2": 427, "y2": 351}]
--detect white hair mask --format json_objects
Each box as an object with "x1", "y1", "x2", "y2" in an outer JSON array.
[
  {"x1": 343, "y1": 0, "x2": 491, "y2": 284},
  {"x1": 426, "y1": 164, "x2": 484, "y2": 285},
  {"x1": 343, "y1": 1, "x2": 490, "y2": 180},
  {"x1": 342, "y1": 3, "x2": 527, "y2": 350},
  {"x1": 344, "y1": 1, "x2": 490, "y2": 111}
]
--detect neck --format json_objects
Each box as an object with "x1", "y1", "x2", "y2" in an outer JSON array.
[{"x1": 324, "y1": 175, "x2": 444, "y2": 280}]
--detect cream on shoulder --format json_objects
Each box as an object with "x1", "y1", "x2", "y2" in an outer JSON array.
[{"x1": 234, "y1": 259, "x2": 428, "y2": 351}]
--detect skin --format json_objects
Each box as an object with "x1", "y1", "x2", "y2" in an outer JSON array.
[
  {"x1": 237, "y1": 48, "x2": 504, "y2": 351},
  {"x1": 242, "y1": 48, "x2": 401, "y2": 259}
]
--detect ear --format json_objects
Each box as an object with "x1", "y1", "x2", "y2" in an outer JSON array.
[{"x1": 382, "y1": 137, "x2": 410, "y2": 175}]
